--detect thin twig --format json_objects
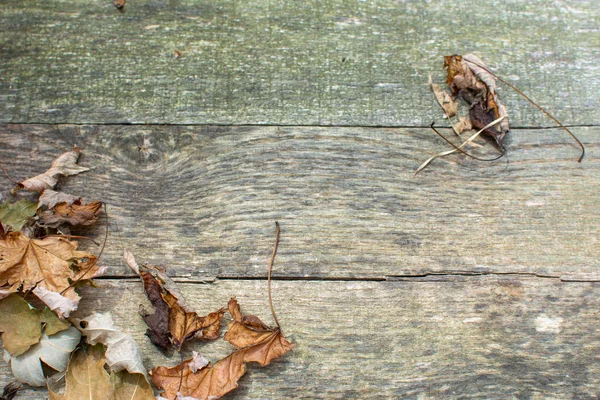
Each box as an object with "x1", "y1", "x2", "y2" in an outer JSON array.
[
  {"x1": 0, "y1": 161, "x2": 18, "y2": 185},
  {"x1": 415, "y1": 116, "x2": 506, "y2": 175},
  {"x1": 430, "y1": 123, "x2": 505, "y2": 162},
  {"x1": 268, "y1": 222, "x2": 281, "y2": 328},
  {"x1": 463, "y1": 58, "x2": 585, "y2": 162}
]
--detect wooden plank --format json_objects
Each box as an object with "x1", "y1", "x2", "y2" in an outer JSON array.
[
  {"x1": 1, "y1": 124, "x2": 598, "y2": 279},
  {"x1": 0, "y1": 0, "x2": 599, "y2": 125},
  {"x1": 2, "y1": 277, "x2": 600, "y2": 398}
]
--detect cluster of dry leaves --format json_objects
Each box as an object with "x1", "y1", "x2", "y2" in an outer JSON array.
[
  {"x1": 420, "y1": 53, "x2": 585, "y2": 173},
  {"x1": 0, "y1": 149, "x2": 293, "y2": 399},
  {"x1": 418, "y1": 54, "x2": 510, "y2": 173}
]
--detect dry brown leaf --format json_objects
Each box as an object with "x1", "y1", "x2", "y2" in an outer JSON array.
[
  {"x1": 0, "y1": 231, "x2": 102, "y2": 302},
  {"x1": 224, "y1": 298, "x2": 294, "y2": 364},
  {"x1": 17, "y1": 147, "x2": 89, "y2": 193},
  {"x1": 138, "y1": 271, "x2": 170, "y2": 352},
  {"x1": 161, "y1": 290, "x2": 226, "y2": 348},
  {"x1": 429, "y1": 74, "x2": 458, "y2": 118},
  {"x1": 151, "y1": 298, "x2": 294, "y2": 400},
  {"x1": 125, "y1": 251, "x2": 225, "y2": 351},
  {"x1": 40, "y1": 200, "x2": 103, "y2": 228},
  {"x1": 48, "y1": 345, "x2": 154, "y2": 400},
  {"x1": 37, "y1": 189, "x2": 81, "y2": 210},
  {"x1": 443, "y1": 54, "x2": 510, "y2": 147}
]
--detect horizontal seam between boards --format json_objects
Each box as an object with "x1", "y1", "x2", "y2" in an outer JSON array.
[{"x1": 3, "y1": 122, "x2": 599, "y2": 129}]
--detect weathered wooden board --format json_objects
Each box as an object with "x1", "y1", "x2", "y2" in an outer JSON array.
[
  {"x1": 2, "y1": 277, "x2": 599, "y2": 399},
  {"x1": 1, "y1": 0, "x2": 599, "y2": 125},
  {"x1": 1, "y1": 124, "x2": 598, "y2": 280}
]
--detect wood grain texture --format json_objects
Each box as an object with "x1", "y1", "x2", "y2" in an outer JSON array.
[
  {"x1": 0, "y1": 0, "x2": 599, "y2": 125},
  {"x1": 2, "y1": 277, "x2": 600, "y2": 399},
  {"x1": 1, "y1": 124, "x2": 598, "y2": 280}
]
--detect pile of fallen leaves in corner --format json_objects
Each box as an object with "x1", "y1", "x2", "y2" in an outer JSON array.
[
  {"x1": 0, "y1": 148, "x2": 293, "y2": 399},
  {"x1": 0, "y1": 148, "x2": 153, "y2": 398}
]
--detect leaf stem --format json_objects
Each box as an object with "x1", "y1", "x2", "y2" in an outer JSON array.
[{"x1": 268, "y1": 222, "x2": 281, "y2": 328}]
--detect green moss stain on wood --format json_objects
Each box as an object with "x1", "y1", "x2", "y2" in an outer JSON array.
[{"x1": 0, "y1": 0, "x2": 599, "y2": 125}]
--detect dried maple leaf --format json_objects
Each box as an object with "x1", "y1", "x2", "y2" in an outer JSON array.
[
  {"x1": 4, "y1": 327, "x2": 81, "y2": 386},
  {"x1": 0, "y1": 232, "x2": 102, "y2": 302},
  {"x1": 151, "y1": 223, "x2": 293, "y2": 400},
  {"x1": 40, "y1": 200, "x2": 103, "y2": 228},
  {"x1": 0, "y1": 294, "x2": 69, "y2": 356},
  {"x1": 162, "y1": 290, "x2": 226, "y2": 347},
  {"x1": 16, "y1": 147, "x2": 89, "y2": 194},
  {"x1": 223, "y1": 298, "x2": 294, "y2": 362},
  {"x1": 48, "y1": 345, "x2": 154, "y2": 400},
  {"x1": 150, "y1": 299, "x2": 294, "y2": 400},
  {"x1": 124, "y1": 250, "x2": 225, "y2": 351}
]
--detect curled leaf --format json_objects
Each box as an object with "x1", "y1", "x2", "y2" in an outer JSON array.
[
  {"x1": 0, "y1": 294, "x2": 69, "y2": 356},
  {"x1": 37, "y1": 189, "x2": 81, "y2": 210},
  {"x1": 444, "y1": 54, "x2": 510, "y2": 147},
  {"x1": 17, "y1": 147, "x2": 89, "y2": 193},
  {"x1": 224, "y1": 298, "x2": 294, "y2": 366},
  {"x1": 40, "y1": 200, "x2": 103, "y2": 228},
  {"x1": 125, "y1": 251, "x2": 225, "y2": 351},
  {"x1": 48, "y1": 345, "x2": 154, "y2": 400},
  {"x1": 161, "y1": 290, "x2": 226, "y2": 347},
  {"x1": 74, "y1": 313, "x2": 147, "y2": 376},
  {"x1": 3, "y1": 327, "x2": 81, "y2": 386},
  {"x1": 33, "y1": 286, "x2": 79, "y2": 319}
]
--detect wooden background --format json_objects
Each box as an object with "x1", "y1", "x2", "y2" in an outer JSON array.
[{"x1": 0, "y1": 0, "x2": 599, "y2": 398}]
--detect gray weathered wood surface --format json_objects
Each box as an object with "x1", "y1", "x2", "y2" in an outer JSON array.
[
  {"x1": 0, "y1": 0, "x2": 599, "y2": 126},
  {"x1": 3, "y1": 278, "x2": 600, "y2": 399},
  {"x1": 1, "y1": 125, "x2": 598, "y2": 280},
  {"x1": 1, "y1": 0, "x2": 600, "y2": 398}
]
